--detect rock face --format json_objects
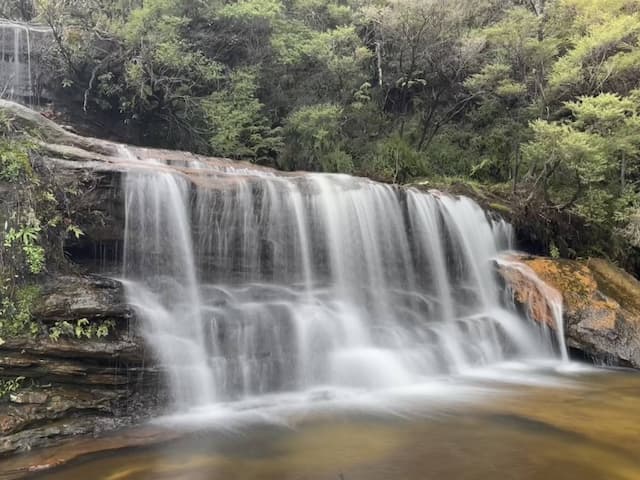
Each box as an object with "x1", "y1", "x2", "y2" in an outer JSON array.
[
  {"x1": 0, "y1": 275, "x2": 164, "y2": 456},
  {"x1": 500, "y1": 256, "x2": 640, "y2": 368}
]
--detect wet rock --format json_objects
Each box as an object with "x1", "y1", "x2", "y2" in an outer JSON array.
[
  {"x1": 0, "y1": 423, "x2": 183, "y2": 479},
  {"x1": 0, "y1": 274, "x2": 164, "y2": 456},
  {"x1": 0, "y1": 387, "x2": 115, "y2": 436},
  {"x1": 0, "y1": 356, "x2": 164, "y2": 455},
  {"x1": 0, "y1": 350, "x2": 138, "y2": 385},
  {"x1": 498, "y1": 259, "x2": 562, "y2": 330},
  {"x1": 0, "y1": 417, "x2": 124, "y2": 457},
  {"x1": 500, "y1": 256, "x2": 640, "y2": 368},
  {"x1": 32, "y1": 275, "x2": 130, "y2": 324},
  {"x1": 0, "y1": 336, "x2": 143, "y2": 363},
  {"x1": 9, "y1": 391, "x2": 49, "y2": 405}
]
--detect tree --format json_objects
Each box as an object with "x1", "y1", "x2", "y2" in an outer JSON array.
[
  {"x1": 522, "y1": 91, "x2": 640, "y2": 237},
  {"x1": 203, "y1": 68, "x2": 282, "y2": 162},
  {"x1": 363, "y1": 1, "x2": 470, "y2": 147},
  {"x1": 547, "y1": 1, "x2": 640, "y2": 100},
  {"x1": 280, "y1": 103, "x2": 353, "y2": 172},
  {"x1": 37, "y1": 0, "x2": 212, "y2": 147},
  {"x1": 463, "y1": 6, "x2": 557, "y2": 186}
]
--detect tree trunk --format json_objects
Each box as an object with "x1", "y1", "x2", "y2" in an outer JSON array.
[
  {"x1": 375, "y1": 41, "x2": 383, "y2": 88},
  {"x1": 417, "y1": 107, "x2": 436, "y2": 151},
  {"x1": 393, "y1": 151, "x2": 399, "y2": 184},
  {"x1": 529, "y1": 0, "x2": 545, "y2": 16},
  {"x1": 512, "y1": 144, "x2": 520, "y2": 194}
]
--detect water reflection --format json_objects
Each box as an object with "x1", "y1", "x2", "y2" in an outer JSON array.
[{"x1": 32, "y1": 368, "x2": 640, "y2": 480}]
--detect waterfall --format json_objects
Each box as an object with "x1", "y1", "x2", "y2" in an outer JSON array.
[
  {"x1": 120, "y1": 150, "x2": 563, "y2": 409},
  {"x1": 495, "y1": 258, "x2": 569, "y2": 363},
  {"x1": 0, "y1": 19, "x2": 50, "y2": 104}
]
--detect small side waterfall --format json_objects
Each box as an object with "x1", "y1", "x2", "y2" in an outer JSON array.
[
  {"x1": 496, "y1": 258, "x2": 569, "y2": 363},
  {"x1": 0, "y1": 19, "x2": 50, "y2": 104},
  {"x1": 120, "y1": 150, "x2": 565, "y2": 410}
]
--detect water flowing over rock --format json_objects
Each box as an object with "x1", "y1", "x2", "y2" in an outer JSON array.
[
  {"x1": 500, "y1": 256, "x2": 640, "y2": 367},
  {"x1": 0, "y1": 100, "x2": 572, "y2": 453},
  {"x1": 120, "y1": 149, "x2": 564, "y2": 409},
  {"x1": 0, "y1": 20, "x2": 51, "y2": 104},
  {"x1": 497, "y1": 258, "x2": 568, "y2": 362}
]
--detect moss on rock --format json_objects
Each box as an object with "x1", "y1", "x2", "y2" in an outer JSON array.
[{"x1": 501, "y1": 256, "x2": 640, "y2": 368}]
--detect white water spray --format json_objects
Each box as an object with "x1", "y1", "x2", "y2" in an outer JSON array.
[
  {"x1": 119, "y1": 148, "x2": 566, "y2": 410},
  {"x1": 496, "y1": 258, "x2": 569, "y2": 363}
]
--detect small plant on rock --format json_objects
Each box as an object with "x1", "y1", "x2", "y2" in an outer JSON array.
[
  {"x1": 49, "y1": 318, "x2": 115, "y2": 341},
  {"x1": 0, "y1": 376, "x2": 25, "y2": 400}
]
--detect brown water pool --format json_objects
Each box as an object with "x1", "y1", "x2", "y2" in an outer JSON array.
[{"x1": 11, "y1": 367, "x2": 640, "y2": 480}]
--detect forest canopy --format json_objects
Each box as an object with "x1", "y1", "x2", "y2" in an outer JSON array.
[{"x1": 3, "y1": 0, "x2": 640, "y2": 263}]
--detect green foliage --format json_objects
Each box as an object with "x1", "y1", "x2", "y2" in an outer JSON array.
[
  {"x1": 0, "y1": 130, "x2": 48, "y2": 278},
  {"x1": 524, "y1": 120, "x2": 608, "y2": 184},
  {"x1": 49, "y1": 318, "x2": 116, "y2": 341},
  {"x1": 0, "y1": 140, "x2": 32, "y2": 181},
  {"x1": 548, "y1": 8, "x2": 640, "y2": 98},
  {"x1": 281, "y1": 104, "x2": 352, "y2": 172},
  {"x1": 0, "y1": 284, "x2": 41, "y2": 341},
  {"x1": 24, "y1": 0, "x2": 640, "y2": 268},
  {"x1": 203, "y1": 68, "x2": 282, "y2": 161},
  {"x1": 0, "y1": 377, "x2": 25, "y2": 400},
  {"x1": 0, "y1": 116, "x2": 88, "y2": 343},
  {"x1": 218, "y1": 0, "x2": 282, "y2": 21},
  {"x1": 66, "y1": 224, "x2": 84, "y2": 239},
  {"x1": 38, "y1": 0, "x2": 368, "y2": 156},
  {"x1": 522, "y1": 88, "x2": 640, "y2": 234},
  {"x1": 272, "y1": 24, "x2": 360, "y2": 66},
  {"x1": 371, "y1": 135, "x2": 425, "y2": 183},
  {"x1": 4, "y1": 221, "x2": 46, "y2": 275}
]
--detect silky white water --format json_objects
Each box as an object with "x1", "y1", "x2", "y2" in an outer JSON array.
[
  {"x1": 0, "y1": 19, "x2": 50, "y2": 103},
  {"x1": 120, "y1": 150, "x2": 566, "y2": 411},
  {"x1": 495, "y1": 257, "x2": 569, "y2": 363}
]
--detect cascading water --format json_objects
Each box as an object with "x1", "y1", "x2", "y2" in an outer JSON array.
[
  {"x1": 495, "y1": 258, "x2": 569, "y2": 363},
  {"x1": 120, "y1": 150, "x2": 565, "y2": 410},
  {"x1": 0, "y1": 19, "x2": 50, "y2": 104}
]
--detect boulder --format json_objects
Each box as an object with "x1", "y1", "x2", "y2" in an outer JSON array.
[{"x1": 499, "y1": 256, "x2": 640, "y2": 368}]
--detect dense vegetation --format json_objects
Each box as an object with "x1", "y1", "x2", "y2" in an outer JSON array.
[
  {"x1": 3, "y1": 0, "x2": 640, "y2": 267},
  {"x1": 0, "y1": 113, "x2": 93, "y2": 342}
]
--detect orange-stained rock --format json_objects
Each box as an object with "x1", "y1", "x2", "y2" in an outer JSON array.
[
  {"x1": 499, "y1": 255, "x2": 640, "y2": 368},
  {"x1": 498, "y1": 259, "x2": 563, "y2": 329}
]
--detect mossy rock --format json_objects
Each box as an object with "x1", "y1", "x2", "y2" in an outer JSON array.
[{"x1": 502, "y1": 256, "x2": 640, "y2": 368}]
